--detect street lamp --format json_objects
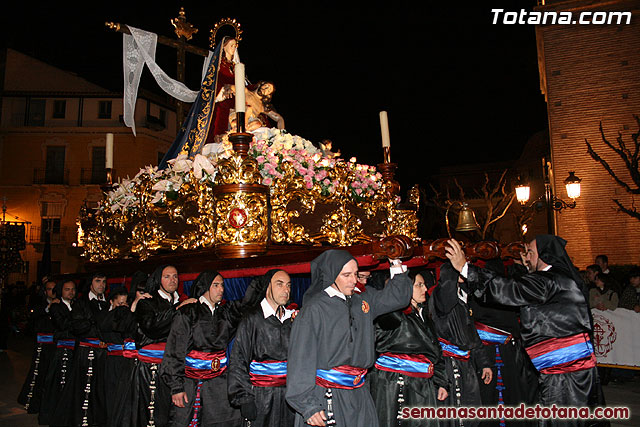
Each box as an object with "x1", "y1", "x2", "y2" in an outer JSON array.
[{"x1": 515, "y1": 158, "x2": 582, "y2": 235}]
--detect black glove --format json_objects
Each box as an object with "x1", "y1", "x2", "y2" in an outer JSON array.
[{"x1": 241, "y1": 401, "x2": 257, "y2": 421}]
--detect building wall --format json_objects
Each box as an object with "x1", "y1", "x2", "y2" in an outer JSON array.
[
  {"x1": 0, "y1": 49, "x2": 176, "y2": 286},
  {"x1": 536, "y1": 0, "x2": 640, "y2": 268}
]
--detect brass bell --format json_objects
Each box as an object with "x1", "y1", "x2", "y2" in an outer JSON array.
[
  {"x1": 445, "y1": 201, "x2": 480, "y2": 238},
  {"x1": 455, "y1": 203, "x2": 480, "y2": 232}
]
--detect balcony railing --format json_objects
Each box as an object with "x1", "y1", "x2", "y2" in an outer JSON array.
[
  {"x1": 33, "y1": 168, "x2": 69, "y2": 185},
  {"x1": 29, "y1": 226, "x2": 76, "y2": 244}
]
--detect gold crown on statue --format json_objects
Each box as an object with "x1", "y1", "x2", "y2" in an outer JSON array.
[{"x1": 209, "y1": 18, "x2": 243, "y2": 48}]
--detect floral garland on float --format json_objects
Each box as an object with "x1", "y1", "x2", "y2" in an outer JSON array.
[
  {"x1": 80, "y1": 128, "x2": 416, "y2": 262},
  {"x1": 102, "y1": 128, "x2": 385, "y2": 214}
]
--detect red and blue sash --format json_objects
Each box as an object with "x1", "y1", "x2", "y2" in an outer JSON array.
[
  {"x1": 375, "y1": 352, "x2": 434, "y2": 378},
  {"x1": 438, "y1": 338, "x2": 470, "y2": 360},
  {"x1": 185, "y1": 350, "x2": 228, "y2": 380},
  {"x1": 107, "y1": 343, "x2": 124, "y2": 356},
  {"x1": 37, "y1": 333, "x2": 54, "y2": 344},
  {"x1": 525, "y1": 333, "x2": 596, "y2": 374},
  {"x1": 79, "y1": 338, "x2": 107, "y2": 349},
  {"x1": 123, "y1": 339, "x2": 138, "y2": 359},
  {"x1": 138, "y1": 342, "x2": 166, "y2": 364},
  {"x1": 475, "y1": 322, "x2": 512, "y2": 345},
  {"x1": 249, "y1": 360, "x2": 287, "y2": 387},
  {"x1": 316, "y1": 365, "x2": 367, "y2": 389},
  {"x1": 56, "y1": 339, "x2": 75, "y2": 349}
]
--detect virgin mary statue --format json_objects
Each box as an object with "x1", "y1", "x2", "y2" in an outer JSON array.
[{"x1": 159, "y1": 35, "x2": 240, "y2": 169}]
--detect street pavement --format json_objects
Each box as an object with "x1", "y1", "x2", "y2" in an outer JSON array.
[{"x1": 1, "y1": 333, "x2": 638, "y2": 426}]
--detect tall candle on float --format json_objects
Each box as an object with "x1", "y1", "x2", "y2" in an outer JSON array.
[
  {"x1": 379, "y1": 111, "x2": 391, "y2": 162},
  {"x1": 105, "y1": 133, "x2": 114, "y2": 169},
  {"x1": 234, "y1": 63, "x2": 246, "y2": 133}
]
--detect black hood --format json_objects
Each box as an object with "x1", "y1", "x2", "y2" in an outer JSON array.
[{"x1": 304, "y1": 249, "x2": 356, "y2": 303}]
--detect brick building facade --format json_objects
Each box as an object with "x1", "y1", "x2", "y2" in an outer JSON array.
[{"x1": 535, "y1": 0, "x2": 640, "y2": 268}]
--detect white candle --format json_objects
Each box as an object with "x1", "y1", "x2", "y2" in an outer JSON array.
[
  {"x1": 105, "y1": 133, "x2": 114, "y2": 169},
  {"x1": 379, "y1": 111, "x2": 390, "y2": 148},
  {"x1": 234, "y1": 63, "x2": 246, "y2": 113}
]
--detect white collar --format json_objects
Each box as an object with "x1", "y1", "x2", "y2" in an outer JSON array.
[
  {"x1": 199, "y1": 295, "x2": 216, "y2": 314},
  {"x1": 260, "y1": 298, "x2": 293, "y2": 322},
  {"x1": 158, "y1": 288, "x2": 179, "y2": 303},
  {"x1": 603, "y1": 268, "x2": 610, "y2": 274},
  {"x1": 542, "y1": 264, "x2": 552, "y2": 272},
  {"x1": 62, "y1": 298, "x2": 72, "y2": 311},
  {"x1": 89, "y1": 290, "x2": 105, "y2": 301},
  {"x1": 324, "y1": 285, "x2": 346, "y2": 300}
]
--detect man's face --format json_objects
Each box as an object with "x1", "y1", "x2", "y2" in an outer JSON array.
[
  {"x1": 111, "y1": 295, "x2": 128, "y2": 309},
  {"x1": 208, "y1": 275, "x2": 225, "y2": 304},
  {"x1": 333, "y1": 260, "x2": 358, "y2": 296},
  {"x1": 45, "y1": 281, "x2": 56, "y2": 300},
  {"x1": 586, "y1": 269, "x2": 598, "y2": 284},
  {"x1": 91, "y1": 276, "x2": 107, "y2": 296},
  {"x1": 161, "y1": 266, "x2": 179, "y2": 294},
  {"x1": 525, "y1": 239, "x2": 545, "y2": 272},
  {"x1": 267, "y1": 271, "x2": 291, "y2": 307},
  {"x1": 630, "y1": 276, "x2": 640, "y2": 288},
  {"x1": 61, "y1": 281, "x2": 76, "y2": 301},
  {"x1": 356, "y1": 271, "x2": 370, "y2": 285},
  {"x1": 596, "y1": 257, "x2": 607, "y2": 271}
]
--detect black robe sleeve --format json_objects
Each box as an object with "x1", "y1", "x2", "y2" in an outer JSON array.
[
  {"x1": 49, "y1": 303, "x2": 71, "y2": 332},
  {"x1": 70, "y1": 298, "x2": 94, "y2": 337},
  {"x1": 286, "y1": 303, "x2": 324, "y2": 421},
  {"x1": 160, "y1": 306, "x2": 194, "y2": 395},
  {"x1": 135, "y1": 298, "x2": 176, "y2": 341},
  {"x1": 467, "y1": 264, "x2": 551, "y2": 306},
  {"x1": 227, "y1": 313, "x2": 256, "y2": 407},
  {"x1": 368, "y1": 272, "x2": 412, "y2": 319}
]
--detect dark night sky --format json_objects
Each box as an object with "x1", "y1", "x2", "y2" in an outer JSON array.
[{"x1": 1, "y1": 1, "x2": 548, "y2": 190}]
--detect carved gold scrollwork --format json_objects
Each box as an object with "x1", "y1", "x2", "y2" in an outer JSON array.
[
  {"x1": 215, "y1": 154, "x2": 262, "y2": 185},
  {"x1": 269, "y1": 162, "x2": 316, "y2": 244}
]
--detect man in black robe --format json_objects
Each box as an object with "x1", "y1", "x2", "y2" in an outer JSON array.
[
  {"x1": 18, "y1": 279, "x2": 57, "y2": 413},
  {"x1": 429, "y1": 263, "x2": 493, "y2": 427},
  {"x1": 52, "y1": 272, "x2": 110, "y2": 427},
  {"x1": 286, "y1": 250, "x2": 412, "y2": 427},
  {"x1": 38, "y1": 279, "x2": 76, "y2": 425},
  {"x1": 160, "y1": 270, "x2": 266, "y2": 427},
  {"x1": 228, "y1": 269, "x2": 297, "y2": 426},
  {"x1": 446, "y1": 236, "x2": 602, "y2": 427},
  {"x1": 134, "y1": 265, "x2": 189, "y2": 427},
  {"x1": 108, "y1": 271, "x2": 149, "y2": 427}
]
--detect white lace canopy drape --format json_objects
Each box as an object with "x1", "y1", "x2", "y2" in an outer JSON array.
[{"x1": 122, "y1": 25, "x2": 213, "y2": 135}]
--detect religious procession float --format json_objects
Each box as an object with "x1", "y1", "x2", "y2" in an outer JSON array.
[{"x1": 77, "y1": 13, "x2": 524, "y2": 281}]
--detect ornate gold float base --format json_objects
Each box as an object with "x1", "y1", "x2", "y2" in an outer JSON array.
[{"x1": 212, "y1": 183, "x2": 269, "y2": 258}]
